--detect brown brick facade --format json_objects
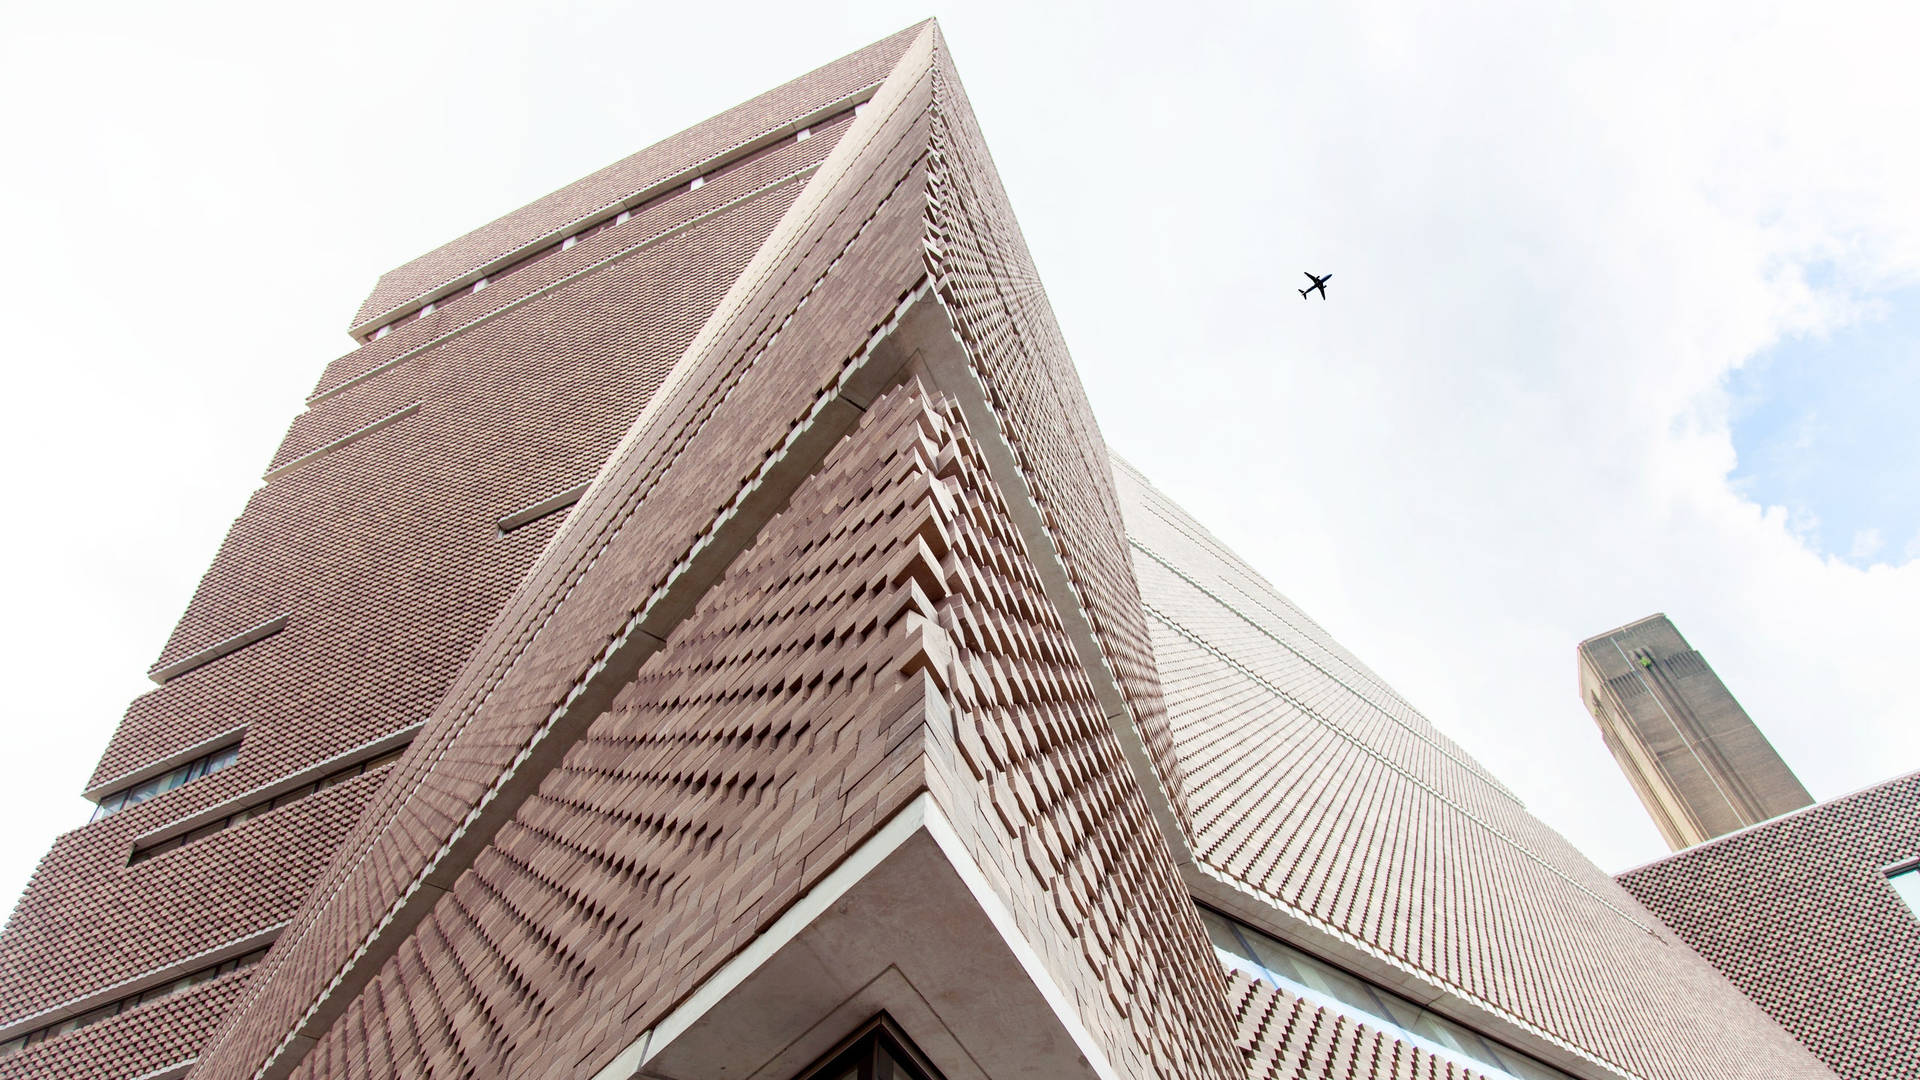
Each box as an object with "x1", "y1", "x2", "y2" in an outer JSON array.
[
  {"x1": 1617, "y1": 772, "x2": 1920, "y2": 1080},
  {"x1": 1, "y1": 20, "x2": 1854, "y2": 1080}
]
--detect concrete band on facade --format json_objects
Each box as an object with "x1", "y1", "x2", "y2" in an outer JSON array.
[{"x1": 0, "y1": 20, "x2": 1871, "y2": 1080}]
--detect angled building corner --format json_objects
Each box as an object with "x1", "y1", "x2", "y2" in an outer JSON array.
[
  {"x1": 0, "y1": 19, "x2": 1854, "y2": 1080},
  {"x1": 162, "y1": 21, "x2": 1237, "y2": 1080}
]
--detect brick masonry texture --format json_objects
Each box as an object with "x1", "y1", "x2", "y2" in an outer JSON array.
[
  {"x1": 1616, "y1": 771, "x2": 1920, "y2": 1080},
  {"x1": 349, "y1": 24, "x2": 920, "y2": 333},
  {"x1": 0, "y1": 966, "x2": 251, "y2": 1080},
  {"x1": 274, "y1": 380, "x2": 1238, "y2": 1080},
  {"x1": 1225, "y1": 970, "x2": 1496, "y2": 1080},
  {"x1": 185, "y1": 25, "x2": 1246, "y2": 1080},
  {"x1": 922, "y1": 46, "x2": 1193, "y2": 839},
  {"x1": 0, "y1": 32, "x2": 878, "y2": 1078},
  {"x1": 5, "y1": 19, "x2": 1852, "y2": 1080},
  {"x1": 1115, "y1": 458, "x2": 1838, "y2": 1080}
]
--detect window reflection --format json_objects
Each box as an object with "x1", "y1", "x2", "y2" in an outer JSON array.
[
  {"x1": 1199, "y1": 907, "x2": 1567, "y2": 1080},
  {"x1": 90, "y1": 742, "x2": 242, "y2": 822}
]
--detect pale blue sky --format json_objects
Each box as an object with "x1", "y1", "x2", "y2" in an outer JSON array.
[{"x1": 1727, "y1": 284, "x2": 1920, "y2": 566}]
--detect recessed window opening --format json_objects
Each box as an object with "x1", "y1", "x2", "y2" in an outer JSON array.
[
  {"x1": 561, "y1": 235, "x2": 577, "y2": 250},
  {"x1": 1889, "y1": 862, "x2": 1920, "y2": 919},
  {"x1": 90, "y1": 742, "x2": 240, "y2": 823},
  {"x1": 1199, "y1": 907, "x2": 1570, "y2": 1080},
  {"x1": 689, "y1": 175, "x2": 705, "y2": 190},
  {"x1": 796, "y1": 127, "x2": 812, "y2": 141},
  {"x1": 130, "y1": 745, "x2": 407, "y2": 864},
  {"x1": 0, "y1": 947, "x2": 268, "y2": 1058},
  {"x1": 788, "y1": 1015, "x2": 942, "y2": 1080},
  {"x1": 373, "y1": 325, "x2": 391, "y2": 339}
]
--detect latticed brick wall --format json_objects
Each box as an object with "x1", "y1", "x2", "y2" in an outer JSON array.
[
  {"x1": 188, "y1": 37, "x2": 942, "y2": 1075},
  {"x1": 922, "y1": 37, "x2": 1193, "y2": 843},
  {"x1": 1618, "y1": 772, "x2": 1920, "y2": 1080},
  {"x1": 0, "y1": 32, "x2": 905, "y2": 1080},
  {"x1": 1225, "y1": 971, "x2": 1499, "y2": 1080}
]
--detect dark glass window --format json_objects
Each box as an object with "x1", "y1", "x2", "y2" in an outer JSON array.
[
  {"x1": 128, "y1": 743, "x2": 409, "y2": 864},
  {"x1": 90, "y1": 741, "x2": 242, "y2": 822},
  {"x1": 0, "y1": 947, "x2": 268, "y2": 1057},
  {"x1": 790, "y1": 1016, "x2": 943, "y2": 1080}
]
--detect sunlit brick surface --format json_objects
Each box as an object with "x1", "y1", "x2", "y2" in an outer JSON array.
[
  {"x1": 1618, "y1": 772, "x2": 1920, "y2": 1080},
  {"x1": 1115, "y1": 459, "x2": 1836, "y2": 1080}
]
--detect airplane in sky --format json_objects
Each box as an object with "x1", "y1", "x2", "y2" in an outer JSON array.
[{"x1": 1299, "y1": 272, "x2": 1331, "y2": 299}]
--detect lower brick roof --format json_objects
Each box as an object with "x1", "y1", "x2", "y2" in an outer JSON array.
[{"x1": 1617, "y1": 771, "x2": 1920, "y2": 1080}]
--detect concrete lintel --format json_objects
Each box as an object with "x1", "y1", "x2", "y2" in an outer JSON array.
[
  {"x1": 0, "y1": 922, "x2": 285, "y2": 1042},
  {"x1": 131, "y1": 723, "x2": 425, "y2": 853},
  {"x1": 148, "y1": 614, "x2": 290, "y2": 685},
  {"x1": 615, "y1": 792, "x2": 1118, "y2": 1080},
  {"x1": 84, "y1": 726, "x2": 249, "y2": 804}
]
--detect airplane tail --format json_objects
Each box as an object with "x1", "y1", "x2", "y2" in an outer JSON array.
[{"x1": 1298, "y1": 288, "x2": 1309, "y2": 299}]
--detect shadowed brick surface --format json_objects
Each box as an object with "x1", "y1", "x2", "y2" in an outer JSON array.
[{"x1": 1618, "y1": 772, "x2": 1920, "y2": 1080}]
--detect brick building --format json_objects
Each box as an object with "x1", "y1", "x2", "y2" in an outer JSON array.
[
  {"x1": 0, "y1": 23, "x2": 1850, "y2": 1080},
  {"x1": 1617, "y1": 772, "x2": 1920, "y2": 1080}
]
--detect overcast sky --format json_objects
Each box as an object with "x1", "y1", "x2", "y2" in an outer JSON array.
[{"x1": 2, "y1": 0, "x2": 1916, "y2": 916}]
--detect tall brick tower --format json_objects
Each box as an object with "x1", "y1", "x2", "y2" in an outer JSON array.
[
  {"x1": 1579, "y1": 614, "x2": 1813, "y2": 850},
  {"x1": 0, "y1": 23, "x2": 1840, "y2": 1080}
]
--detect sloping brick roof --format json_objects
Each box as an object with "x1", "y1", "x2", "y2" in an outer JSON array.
[{"x1": 1117, "y1": 458, "x2": 1837, "y2": 1080}]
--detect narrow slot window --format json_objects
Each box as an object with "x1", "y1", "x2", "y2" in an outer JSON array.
[
  {"x1": 89, "y1": 741, "x2": 242, "y2": 823},
  {"x1": 1890, "y1": 863, "x2": 1920, "y2": 919},
  {"x1": 148, "y1": 614, "x2": 290, "y2": 684},
  {"x1": 128, "y1": 729, "x2": 415, "y2": 863},
  {"x1": 1197, "y1": 907, "x2": 1569, "y2": 1080}
]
